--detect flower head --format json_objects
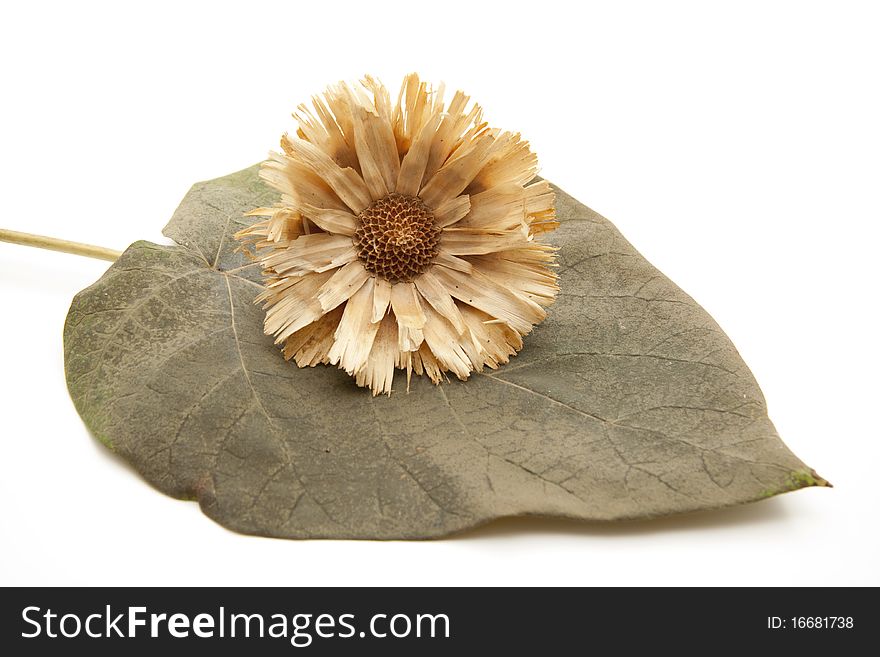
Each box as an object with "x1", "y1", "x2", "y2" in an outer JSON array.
[{"x1": 237, "y1": 74, "x2": 558, "y2": 394}]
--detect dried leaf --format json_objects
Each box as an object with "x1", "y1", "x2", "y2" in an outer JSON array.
[{"x1": 63, "y1": 165, "x2": 828, "y2": 539}]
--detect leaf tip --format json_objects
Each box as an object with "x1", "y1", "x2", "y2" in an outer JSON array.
[
  {"x1": 795, "y1": 468, "x2": 832, "y2": 489},
  {"x1": 760, "y1": 468, "x2": 832, "y2": 499}
]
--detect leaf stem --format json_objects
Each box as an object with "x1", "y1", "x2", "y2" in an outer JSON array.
[{"x1": 0, "y1": 228, "x2": 121, "y2": 262}]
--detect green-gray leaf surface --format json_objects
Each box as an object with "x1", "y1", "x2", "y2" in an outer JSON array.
[{"x1": 63, "y1": 165, "x2": 827, "y2": 539}]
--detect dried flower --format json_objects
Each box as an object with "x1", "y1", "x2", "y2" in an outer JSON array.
[{"x1": 237, "y1": 74, "x2": 558, "y2": 394}]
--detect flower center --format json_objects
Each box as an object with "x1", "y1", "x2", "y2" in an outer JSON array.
[{"x1": 354, "y1": 193, "x2": 441, "y2": 283}]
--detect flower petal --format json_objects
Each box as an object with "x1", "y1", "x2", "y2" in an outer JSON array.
[
  {"x1": 299, "y1": 204, "x2": 358, "y2": 236},
  {"x1": 371, "y1": 277, "x2": 393, "y2": 323},
  {"x1": 433, "y1": 251, "x2": 473, "y2": 274},
  {"x1": 395, "y1": 112, "x2": 442, "y2": 196},
  {"x1": 328, "y1": 277, "x2": 381, "y2": 375},
  {"x1": 440, "y1": 227, "x2": 527, "y2": 255},
  {"x1": 419, "y1": 133, "x2": 494, "y2": 209},
  {"x1": 411, "y1": 342, "x2": 443, "y2": 384},
  {"x1": 351, "y1": 103, "x2": 400, "y2": 200},
  {"x1": 421, "y1": 303, "x2": 473, "y2": 380},
  {"x1": 468, "y1": 253, "x2": 559, "y2": 306},
  {"x1": 261, "y1": 233, "x2": 356, "y2": 276},
  {"x1": 468, "y1": 131, "x2": 538, "y2": 193},
  {"x1": 430, "y1": 264, "x2": 545, "y2": 335},
  {"x1": 522, "y1": 180, "x2": 559, "y2": 233},
  {"x1": 293, "y1": 96, "x2": 359, "y2": 171},
  {"x1": 422, "y1": 90, "x2": 484, "y2": 183},
  {"x1": 281, "y1": 134, "x2": 373, "y2": 213},
  {"x1": 316, "y1": 260, "x2": 370, "y2": 312},
  {"x1": 282, "y1": 305, "x2": 344, "y2": 366},
  {"x1": 456, "y1": 179, "x2": 555, "y2": 232},
  {"x1": 433, "y1": 194, "x2": 471, "y2": 228},
  {"x1": 413, "y1": 269, "x2": 466, "y2": 335},
  {"x1": 262, "y1": 270, "x2": 335, "y2": 343},
  {"x1": 360, "y1": 75, "x2": 394, "y2": 124},
  {"x1": 458, "y1": 304, "x2": 521, "y2": 371},
  {"x1": 320, "y1": 83, "x2": 359, "y2": 167},
  {"x1": 261, "y1": 152, "x2": 348, "y2": 211},
  {"x1": 354, "y1": 313, "x2": 398, "y2": 396},
  {"x1": 239, "y1": 206, "x2": 303, "y2": 246},
  {"x1": 458, "y1": 182, "x2": 525, "y2": 230},
  {"x1": 393, "y1": 73, "x2": 442, "y2": 156},
  {"x1": 390, "y1": 282, "x2": 426, "y2": 352}
]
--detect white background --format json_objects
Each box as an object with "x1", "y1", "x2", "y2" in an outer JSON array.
[{"x1": 1, "y1": 1, "x2": 877, "y2": 586}]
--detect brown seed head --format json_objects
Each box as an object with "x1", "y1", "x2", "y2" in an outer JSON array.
[{"x1": 354, "y1": 193, "x2": 441, "y2": 283}]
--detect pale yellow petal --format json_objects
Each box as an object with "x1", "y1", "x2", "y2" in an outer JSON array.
[
  {"x1": 361, "y1": 75, "x2": 393, "y2": 124},
  {"x1": 263, "y1": 270, "x2": 335, "y2": 343},
  {"x1": 351, "y1": 104, "x2": 400, "y2": 200},
  {"x1": 458, "y1": 304, "x2": 521, "y2": 370},
  {"x1": 371, "y1": 277, "x2": 392, "y2": 323},
  {"x1": 523, "y1": 180, "x2": 555, "y2": 213},
  {"x1": 468, "y1": 131, "x2": 538, "y2": 193},
  {"x1": 411, "y1": 343, "x2": 443, "y2": 384},
  {"x1": 282, "y1": 305, "x2": 344, "y2": 366},
  {"x1": 299, "y1": 204, "x2": 357, "y2": 236},
  {"x1": 458, "y1": 179, "x2": 556, "y2": 233},
  {"x1": 523, "y1": 180, "x2": 558, "y2": 233},
  {"x1": 433, "y1": 194, "x2": 471, "y2": 228},
  {"x1": 458, "y1": 182, "x2": 524, "y2": 230},
  {"x1": 316, "y1": 260, "x2": 370, "y2": 312},
  {"x1": 244, "y1": 206, "x2": 278, "y2": 218},
  {"x1": 320, "y1": 84, "x2": 359, "y2": 168},
  {"x1": 489, "y1": 243, "x2": 557, "y2": 267},
  {"x1": 422, "y1": 91, "x2": 483, "y2": 183},
  {"x1": 282, "y1": 134, "x2": 372, "y2": 213},
  {"x1": 419, "y1": 133, "x2": 494, "y2": 209},
  {"x1": 261, "y1": 233, "x2": 356, "y2": 276},
  {"x1": 440, "y1": 227, "x2": 527, "y2": 255},
  {"x1": 354, "y1": 312, "x2": 398, "y2": 395},
  {"x1": 261, "y1": 152, "x2": 348, "y2": 212},
  {"x1": 421, "y1": 303, "x2": 473, "y2": 380},
  {"x1": 468, "y1": 253, "x2": 559, "y2": 306},
  {"x1": 239, "y1": 205, "x2": 304, "y2": 245},
  {"x1": 390, "y1": 282, "x2": 426, "y2": 351},
  {"x1": 398, "y1": 322, "x2": 424, "y2": 357},
  {"x1": 293, "y1": 96, "x2": 358, "y2": 171},
  {"x1": 430, "y1": 264, "x2": 545, "y2": 335},
  {"x1": 328, "y1": 277, "x2": 381, "y2": 375},
  {"x1": 433, "y1": 251, "x2": 473, "y2": 274},
  {"x1": 392, "y1": 73, "x2": 441, "y2": 157},
  {"x1": 413, "y1": 269, "x2": 466, "y2": 334},
  {"x1": 392, "y1": 73, "x2": 420, "y2": 153},
  {"x1": 389, "y1": 282, "x2": 426, "y2": 327},
  {"x1": 395, "y1": 112, "x2": 442, "y2": 196}
]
